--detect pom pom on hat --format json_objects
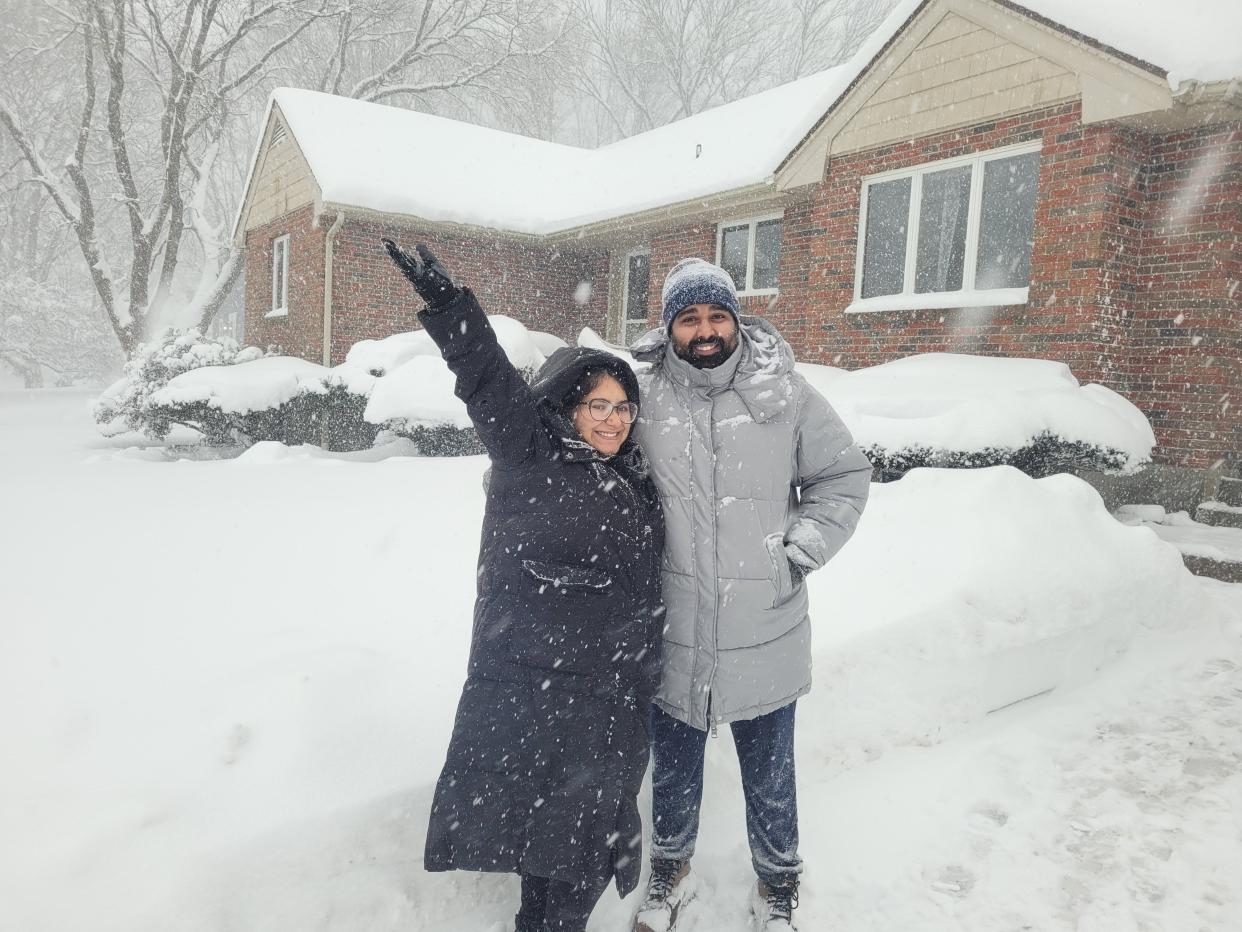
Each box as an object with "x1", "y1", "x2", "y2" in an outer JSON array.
[{"x1": 661, "y1": 258, "x2": 741, "y2": 329}]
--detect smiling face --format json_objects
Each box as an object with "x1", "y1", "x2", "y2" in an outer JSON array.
[
  {"x1": 571, "y1": 374, "x2": 632, "y2": 456},
  {"x1": 670, "y1": 303, "x2": 739, "y2": 369}
]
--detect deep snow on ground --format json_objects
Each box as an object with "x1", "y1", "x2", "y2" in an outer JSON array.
[{"x1": 1, "y1": 390, "x2": 1239, "y2": 932}]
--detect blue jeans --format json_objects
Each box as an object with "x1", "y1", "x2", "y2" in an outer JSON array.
[{"x1": 649, "y1": 702, "x2": 801, "y2": 886}]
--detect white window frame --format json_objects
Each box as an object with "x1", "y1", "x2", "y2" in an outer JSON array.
[
  {"x1": 267, "y1": 233, "x2": 290, "y2": 318},
  {"x1": 716, "y1": 212, "x2": 783, "y2": 296},
  {"x1": 620, "y1": 247, "x2": 651, "y2": 344},
  {"x1": 849, "y1": 141, "x2": 1041, "y2": 314}
]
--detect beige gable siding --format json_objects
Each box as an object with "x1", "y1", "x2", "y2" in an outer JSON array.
[
  {"x1": 834, "y1": 11, "x2": 1078, "y2": 156},
  {"x1": 244, "y1": 110, "x2": 318, "y2": 232}
]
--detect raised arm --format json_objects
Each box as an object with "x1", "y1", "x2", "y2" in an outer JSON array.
[{"x1": 383, "y1": 241, "x2": 539, "y2": 467}]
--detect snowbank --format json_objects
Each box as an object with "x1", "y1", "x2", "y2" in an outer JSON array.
[
  {"x1": 805, "y1": 466, "x2": 1202, "y2": 759},
  {"x1": 1117, "y1": 503, "x2": 1242, "y2": 563}
]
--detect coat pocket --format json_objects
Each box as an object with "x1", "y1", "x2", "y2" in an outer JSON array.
[
  {"x1": 764, "y1": 534, "x2": 796, "y2": 609},
  {"x1": 521, "y1": 559, "x2": 613, "y2": 591}
]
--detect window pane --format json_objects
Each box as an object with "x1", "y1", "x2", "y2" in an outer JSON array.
[
  {"x1": 914, "y1": 165, "x2": 971, "y2": 294},
  {"x1": 720, "y1": 225, "x2": 749, "y2": 291},
  {"x1": 861, "y1": 177, "x2": 911, "y2": 298},
  {"x1": 975, "y1": 151, "x2": 1040, "y2": 290},
  {"x1": 272, "y1": 239, "x2": 286, "y2": 309},
  {"x1": 625, "y1": 252, "x2": 650, "y2": 322},
  {"x1": 753, "y1": 219, "x2": 781, "y2": 290},
  {"x1": 625, "y1": 321, "x2": 648, "y2": 346}
]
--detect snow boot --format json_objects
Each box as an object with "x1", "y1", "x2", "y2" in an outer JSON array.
[
  {"x1": 632, "y1": 858, "x2": 693, "y2": 932},
  {"x1": 748, "y1": 876, "x2": 799, "y2": 931}
]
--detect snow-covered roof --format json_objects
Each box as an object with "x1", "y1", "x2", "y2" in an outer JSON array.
[
  {"x1": 1007, "y1": 0, "x2": 1242, "y2": 88},
  {"x1": 244, "y1": 0, "x2": 1241, "y2": 238},
  {"x1": 267, "y1": 64, "x2": 855, "y2": 236}
]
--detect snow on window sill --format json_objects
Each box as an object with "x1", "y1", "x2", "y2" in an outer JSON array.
[
  {"x1": 846, "y1": 287, "x2": 1029, "y2": 314},
  {"x1": 265, "y1": 307, "x2": 289, "y2": 319},
  {"x1": 739, "y1": 288, "x2": 779, "y2": 299}
]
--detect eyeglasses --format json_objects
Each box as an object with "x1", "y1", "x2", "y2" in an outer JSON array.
[{"x1": 577, "y1": 399, "x2": 639, "y2": 424}]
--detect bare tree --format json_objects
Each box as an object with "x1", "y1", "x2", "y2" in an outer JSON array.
[
  {"x1": 0, "y1": 0, "x2": 334, "y2": 355},
  {"x1": 0, "y1": 0, "x2": 569, "y2": 359},
  {"x1": 781, "y1": 0, "x2": 897, "y2": 80},
  {"x1": 568, "y1": 0, "x2": 776, "y2": 143},
  {"x1": 564, "y1": 0, "x2": 897, "y2": 146},
  {"x1": 0, "y1": 275, "x2": 119, "y2": 386}
]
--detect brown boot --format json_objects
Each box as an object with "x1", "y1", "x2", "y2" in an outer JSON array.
[
  {"x1": 632, "y1": 858, "x2": 693, "y2": 932},
  {"x1": 748, "y1": 876, "x2": 799, "y2": 930}
]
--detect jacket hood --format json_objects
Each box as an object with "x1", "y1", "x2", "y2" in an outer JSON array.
[
  {"x1": 530, "y1": 346, "x2": 641, "y2": 408},
  {"x1": 530, "y1": 347, "x2": 646, "y2": 465},
  {"x1": 631, "y1": 315, "x2": 797, "y2": 422}
]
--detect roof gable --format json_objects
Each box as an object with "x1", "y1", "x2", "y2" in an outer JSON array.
[
  {"x1": 776, "y1": 0, "x2": 1186, "y2": 187},
  {"x1": 232, "y1": 102, "x2": 321, "y2": 244}
]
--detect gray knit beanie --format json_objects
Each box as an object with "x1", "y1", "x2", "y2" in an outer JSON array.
[{"x1": 661, "y1": 258, "x2": 741, "y2": 329}]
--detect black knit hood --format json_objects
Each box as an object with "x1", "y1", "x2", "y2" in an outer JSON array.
[{"x1": 530, "y1": 347, "x2": 645, "y2": 467}]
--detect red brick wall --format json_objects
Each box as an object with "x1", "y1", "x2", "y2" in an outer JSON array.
[
  {"x1": 1129, "y1": 124, "x2": 1242, "y2": 469},
  {"x1": 623, "y1": 102, "x2": 1240, "y2": 470},
  {"x1": 244, "y1": 215, "x2": 610, "y2": 366},
  {"x1": 329, "y1": 219, "x2": 609, "y2": 365},
  {"x1": 242, "y1": 205, "x2": 326, "y2": 361}
]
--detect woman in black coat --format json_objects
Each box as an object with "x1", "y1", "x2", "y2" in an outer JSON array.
[{"x1": 383, "y1": 242, "x2": 665, "y2": 932}]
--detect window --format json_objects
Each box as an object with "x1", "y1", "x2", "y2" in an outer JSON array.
[
  {"x1": 717, "y1": 215, "x2": 782, "y2": 294},
  {"x1": 269, "y1": 234, "x2": 290, "y2": 318},
  {"x1": 622, "y1": 249, "x2": 650, "y2": 346},
  {"x1": 854, "y1": 144, "x2": 1040, "y2": 310}
]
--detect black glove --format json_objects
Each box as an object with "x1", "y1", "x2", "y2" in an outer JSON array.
[
  {"x1": 382, "y1": 240, "x2": 461, "y2": 309},
  {"x1": 788, "y1": 560, "x2": 807, "y2": 587}
]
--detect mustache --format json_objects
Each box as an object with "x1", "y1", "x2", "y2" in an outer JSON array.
[{"x1": 688, "y1": 336, "x2": 728, "y2": 351}]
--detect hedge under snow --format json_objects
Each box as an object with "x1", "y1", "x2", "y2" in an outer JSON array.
[
  {"x1": 119, "y1": 317, "x2": 1154, "y2": 476},
  {"x1": 798, "y1": 353, "x2": 1155, "y2": 477}
]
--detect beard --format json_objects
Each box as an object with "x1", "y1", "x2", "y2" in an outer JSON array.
[{"x1": 674, "y1": 334, "x2": 739, "y2": 369}]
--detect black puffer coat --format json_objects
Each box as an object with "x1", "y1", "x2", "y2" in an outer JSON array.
[{"x1": 420, "y1": 290, "x2": 665, "y2": 897}]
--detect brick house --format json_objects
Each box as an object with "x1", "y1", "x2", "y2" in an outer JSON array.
[{"x1": 232, "y1": 0, "x2": 1241, "y2": 490}]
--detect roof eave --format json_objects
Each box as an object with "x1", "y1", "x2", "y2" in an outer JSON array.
[
  {"x1": 543, "y1": 181, "x2": 783, "y2": 244},
  {"x1": 317, "y1": 180, "x2": 788, "y2": 248}
]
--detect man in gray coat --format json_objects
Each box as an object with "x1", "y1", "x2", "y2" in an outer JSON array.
[{"x1": 630, "y1": 258, "x2": 871, "y2": 932}]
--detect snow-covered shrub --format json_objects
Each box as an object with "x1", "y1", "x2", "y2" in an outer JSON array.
[
  {"x1": 862, "y1": 435, "x2": 1131, "y2": 481},
  {"x1": 145, "y1": 357, "x2": 379, "y2": 451},
  {"x1": 92, "y1": 328, "x2": 266, "y2": 438},
  {"x1": 358, "y1": 315, "x2": 547, "y2": 456},
  {"x1": 813, "y1": 354, "x2": 1155, "y2": 482}
]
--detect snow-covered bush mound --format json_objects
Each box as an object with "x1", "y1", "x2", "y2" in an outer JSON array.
[
  {"x1": 578, "y1": 326, "x2": 637, "y2": 368},
  {"x1": 127, "y1": 315, "x2": 556, "y2": 453},
  {"x1": 357, "y1": 314, "x2": 549, "y2": 455},
  {"x1": 803, "y1": 466, "x2": 1204, "y2": 761},
  {"x1": 817, "y1": 354, "x2": 1153, "y2": 478},
  {"x1": 147, "y1": 357, "x2": 378, "y2": 449},
  {"x1": 92, "y1": 328, "x2": 266, "y2": 439}
]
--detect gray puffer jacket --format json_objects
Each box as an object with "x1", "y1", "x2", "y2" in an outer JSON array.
[{"x1": 632, "y1": 316, "x2": 871, "y2": 731}]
